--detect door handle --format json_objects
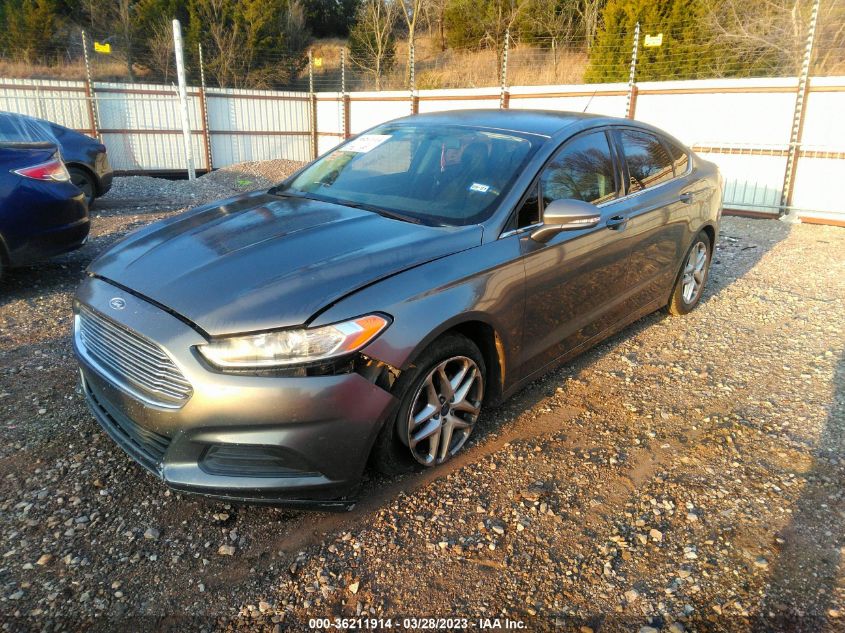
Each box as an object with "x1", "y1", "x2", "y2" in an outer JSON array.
[
  {"x1": 679, "y1": 192, "x2": 694, "y2": 204},
  {"x1": 606, "y1": 215, "x2": 627, "y2": 230}
]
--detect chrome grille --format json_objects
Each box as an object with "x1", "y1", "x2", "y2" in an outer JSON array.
[{"x1": 76, "y1": 305, "x2": 192, "y2": 407}]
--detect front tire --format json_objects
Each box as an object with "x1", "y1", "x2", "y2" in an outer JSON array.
[
  {"x1": 667, "y1": 230, "x2": 712, "y2": 315},
  {"x1": 372, "y1": 334, "x2": 486, "y2": 475}
]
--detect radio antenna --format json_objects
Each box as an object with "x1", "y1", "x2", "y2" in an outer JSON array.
[{"x1": 582, "y1": 88, "x2": 599, "y2": 113}]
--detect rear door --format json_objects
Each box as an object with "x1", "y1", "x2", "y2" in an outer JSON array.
[
  {"x1": 517, "y1": 128, "x2": 636, "y2": 379},
  {"x1": 612, "y1": 128, "x2": 691, "y2": 310}
]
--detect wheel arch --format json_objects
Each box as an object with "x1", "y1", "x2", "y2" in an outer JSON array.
[
  {"x1": 66, "y1": 162, "x2": 100, "y2": 196},
  {"x1": 699, "y1": 222, "x2": 717, "y2": 253},
  {"x1": 399, "y1": 314, "x2": 507, "y2": 407}
]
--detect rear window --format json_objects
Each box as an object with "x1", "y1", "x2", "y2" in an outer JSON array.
[
  {"x1": 619, "y1": 129, "x2": 674, "y2": 193},
  {"x1": 663, "y1": 137, "x2": 690, "y2": 176}
]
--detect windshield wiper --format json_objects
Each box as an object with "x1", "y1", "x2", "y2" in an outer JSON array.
[
  {"x1": 339, "y1": 200, "x2": 422, "y2": 225},
  {"x1": 269, "y1": 188, "x2": 422, "y2": 225}
]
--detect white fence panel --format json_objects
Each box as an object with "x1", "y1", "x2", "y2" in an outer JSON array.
[
  {"x1": 508, "y1": 83, "x2": 628, "y2": 117},
  {"x1": 417, "y1": 87, "x2": 500, "y2": 113},
  {"x1": 315, "y1": 93, "x2": 344, "y2": 155},
  {"x1": 349, "y1": 91, "x2": 410, "y2": 133},
  {"x1": 0, "y1": 78, "x2": 91, "y2": 133},
  {"x1": 207, "y1": 87, "x2": 311, "y2": 165}
]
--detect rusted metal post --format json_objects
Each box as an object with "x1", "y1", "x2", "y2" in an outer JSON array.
[
  {"x1": 81, "y1": 31, "x2": 100, "y2": 139},
  {"x1": 499, "y1": 28, "x2": 510, "y2": 109},
  {"x1": 625, "y1": 22, "x2": 640, "y2": 119},
  {"x1": 197, "y1": 43, "x2": 213, "y2": 172},
  {"x1": 781, "y1": 0, "x2": 820, "y2": 219},
  {"x1": 409, "y1": 37, "x2": 416, "y2": 114},
  {"x1": 341, "y1": 49, "x2": 351, "y2": 138},
  {"x1": 308, "y1": 50, "x2": 318, "y2": 160}
]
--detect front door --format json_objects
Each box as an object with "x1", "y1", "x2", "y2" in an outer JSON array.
[{"x1": 518, "y1": 129, "x2": 634, "y2": 379}]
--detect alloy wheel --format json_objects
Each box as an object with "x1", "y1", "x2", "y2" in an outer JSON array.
[
  {"x1": 407, "y1": 355, "x2": 484, "y2": 466},
  {"x1": 682, "y1": 241, "x2": 708, "y2": 304}
]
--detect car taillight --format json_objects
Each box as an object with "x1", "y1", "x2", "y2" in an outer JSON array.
[{"x1": 13, "y1": 155, "x2": 71, "y2": 183}]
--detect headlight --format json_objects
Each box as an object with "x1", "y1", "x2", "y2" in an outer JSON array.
[{"x1": 197, "y1": 314, "x2": 390, "y2": 369}]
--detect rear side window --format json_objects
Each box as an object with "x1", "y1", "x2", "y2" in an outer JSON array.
[
  {"x1": 540, "y1": 131, "x2": 616, "y2": 206},
  {"x1": 619, "y1": 129, "x2": 674, "y2": 193},
  {"x1": 663, "y1": 137, "x2": 690, "y2": 176}
]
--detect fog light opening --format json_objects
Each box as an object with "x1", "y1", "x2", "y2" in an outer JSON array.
[{"x1": 200, "y1": 444, "x2": 317, "y2": 478}]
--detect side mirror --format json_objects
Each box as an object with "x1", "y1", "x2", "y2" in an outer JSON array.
[{"x1": 530, "y1": 198, "x2": 601, "y2": 243}]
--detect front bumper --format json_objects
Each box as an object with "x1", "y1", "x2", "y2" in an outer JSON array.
[{"x1": 73, "y1": 276, "x2": 398, "y2": 506}]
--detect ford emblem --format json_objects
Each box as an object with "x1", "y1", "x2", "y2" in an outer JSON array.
[{"x1": 109, "y1": 297, "x2": 126, "y2": 310}]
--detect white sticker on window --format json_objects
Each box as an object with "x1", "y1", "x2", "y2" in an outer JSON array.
[
  {"x1": 469, "y1": 182, "x2": 491, "y2": 193},
  {"x1": 342, "y1": 134, "x2": 391, "y2": 154}
]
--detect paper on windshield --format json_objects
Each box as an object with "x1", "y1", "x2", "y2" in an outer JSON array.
[{"x1": 342, "y1": 134, "x2": 391, "y2": 154}]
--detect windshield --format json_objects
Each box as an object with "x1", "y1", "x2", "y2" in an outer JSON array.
[{"x1": 276, "y1": 124, "x2": 538, "y2": 226}]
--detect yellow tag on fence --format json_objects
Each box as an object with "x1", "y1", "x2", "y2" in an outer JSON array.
[
  {"x1": 644, "y1": 33, "x2": 663, "y2": 47},
  {"x1": 94, "y1": 41, "x2": 112, "y2": 54},
  {"x1": 313, "y1": 57, "x2": 323, "y2": 68}
]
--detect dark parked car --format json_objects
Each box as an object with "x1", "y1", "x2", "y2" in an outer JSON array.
[
  {"x1": 0, "y1": 111, "x2": 113, "y2": 205},
  {"x1": 73, "y1": 110, "x2": 721, "y2": 508},
  {"x1": 0, "y1": 142, "x2": 89, "y2": 279}
]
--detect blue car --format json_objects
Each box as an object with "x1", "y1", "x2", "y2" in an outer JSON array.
[
  {"x1": 0, "y1": 142, "x2": 90, "y2": 279},
  {"x1": 0, "y1": 112, "x2": 113, "y2": 205}
]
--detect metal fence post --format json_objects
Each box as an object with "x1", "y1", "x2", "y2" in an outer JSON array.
[
  {"x1": 499, "y1": 28, "x2": 510, "y2": 109},
  {"x1": 172, "y1": 19, "x2": 196, "y2": 180},
  {"x1": 197, "y1": 44, "x2": 213, "y2": 172},
  {"x1": 341, "y1": 49, "x2": 351, "y2": 138},
  {"x1": 409, "y1": 37, "x2": 416, "y2": 115},
  {"x1": 625, "y1": 22, "x2": 640, "y2": 119},
  {"x1": 81, "y1": 31, "x2": 100, "y2": 140},
  {"x1": 308, "y1": 50, "x2": 318, "y2": 160},
  {"x1": 781, "y1": 0, "x2": 820, "y2": 219}
]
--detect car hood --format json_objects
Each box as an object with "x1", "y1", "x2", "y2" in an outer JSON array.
[{"x1": 90, "y1": 191, "x2": 483, "y2": 335}]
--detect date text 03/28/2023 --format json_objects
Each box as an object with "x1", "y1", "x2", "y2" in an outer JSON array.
[{"x1": 307, "y1": 617, "x2": 527, "y2": 630}]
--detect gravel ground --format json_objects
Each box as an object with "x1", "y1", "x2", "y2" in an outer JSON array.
[{"x1": 0, "y1": 165, "x2": 843, "y2": 632}]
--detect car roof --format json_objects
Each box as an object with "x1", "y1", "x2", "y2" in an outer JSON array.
[{"x1": 392, "y1": 109, "x2": 620, "y2": 137}]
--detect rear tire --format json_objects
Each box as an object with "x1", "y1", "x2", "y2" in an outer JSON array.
[
  {"x1": 667, "y1": 230, "x2": 712, "y2": 316},
  {"x1": 69, "y1": 167, "x2": 96, "y2": 207},
  {"x1": 372, "y1": 334, "x2": 486, "y2": 476}
]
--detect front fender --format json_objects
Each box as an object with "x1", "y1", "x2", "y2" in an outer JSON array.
[{"x1": 311, "y1": 236, "x2": 526, "y2": 387}]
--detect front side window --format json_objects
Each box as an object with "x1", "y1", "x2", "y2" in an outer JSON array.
[
  {"x1": 619, "y1": 129, "x2": 674, "y2": 193},
  {"x1": 278, "y1": 124, "x2": 537, "y2": 226},
  {"x1": 539, "y1": 131, "x2": 617, "y2": 207}
]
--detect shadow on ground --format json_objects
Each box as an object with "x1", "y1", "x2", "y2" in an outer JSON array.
[{"x1": 756, "y1": 350, "x2": 845, "y2": 631}]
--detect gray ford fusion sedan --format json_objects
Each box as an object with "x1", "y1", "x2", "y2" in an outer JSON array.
[{"x1": 73, "y1": 110, "x2": 721, "y2": 508}]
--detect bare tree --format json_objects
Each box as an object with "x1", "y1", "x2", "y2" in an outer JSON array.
[
  {"x1": 108, "y1": 0, "x2": 139, "y2": 80},
  {"x1": 349, "y1": 0, "x2": 400, "y2": 90},
  {"x1": 575, "y1": 0, "x2": 605, "y2": 50},
  {"x1": 521, "y1": 0, "x2": 580, "y2": 66},
  {"x1": 145, "y1": 19, "x2": 173, "y2": 83},
  {"x1": 810, "y1": 0, "x2": 845, "y2": 75},
  {"x1": 398, "y1": 0, "x2": 424, "y2": 86},
  {"x1": 423, "y1": 0, "x2": 449, "y2": 52},
  {"x1": 704, "y1": 0, "x2": 840, "y2": 75},
  {"x1": 194, "y1": 0, "x2": 242, "y2": 87}
]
